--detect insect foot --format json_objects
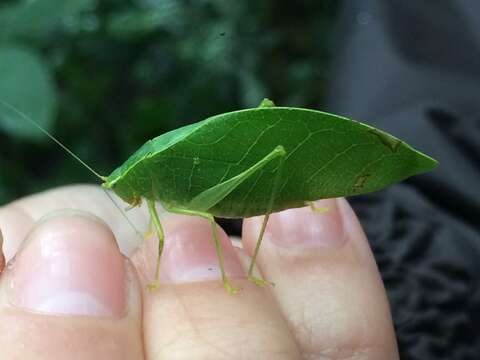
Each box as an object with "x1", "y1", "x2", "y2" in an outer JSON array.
[
  {"x1": 224, "y1": 280, "x2": 239, "y2": 295},
  {"x1": 248, "y1": 276, "x2": 275, "y2": 288},
  {"x1": 146, "y1": 281, "x2": 160, "y2": 292},
  {"x1": 307, "y1": 201, "x2": 330, "y2": 214}
]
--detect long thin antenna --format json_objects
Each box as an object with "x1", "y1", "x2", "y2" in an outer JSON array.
[
  {"x1": 0, "y1": 99, "x2": 106, "y2": 181},
  {"x1": 0, "y1": 100, "x2": 144, "y2": 240}
]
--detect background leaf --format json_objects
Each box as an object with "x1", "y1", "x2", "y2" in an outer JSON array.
[
  {"x1": 0, "y1": 0, "x2": 96, "y2": 41},
  {"x1": 0, "y1": 46, "x2": 57, "y2": 140},
  {"x1": 107, "y1": 1, "x2": 183, "y2": 39},
  {"x1": 0, "y1": 0, "x2": 339, "y2": 203}
]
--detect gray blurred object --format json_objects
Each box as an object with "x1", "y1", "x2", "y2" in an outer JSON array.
[{"x1": 326, "y1": 1, "x2": 480, "y2": 359}]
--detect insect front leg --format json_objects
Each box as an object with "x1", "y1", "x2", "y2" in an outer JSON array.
[{"x1": 146, "y1": 199, "x2": 165, "y2": 291}]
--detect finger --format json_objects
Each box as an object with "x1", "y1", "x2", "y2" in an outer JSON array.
[
  {"x1": 131, "y1": 215, "x2": 302, "y2": 359},
  {"x1": 0, "y1": 184, "x2": 149, "y2": 261},
  {"x1": 243, "y1": 198, "x2": 399, "y2": 359},
  {"x1": 0, "y1": 211, "x2": 143, "y2": 359}
]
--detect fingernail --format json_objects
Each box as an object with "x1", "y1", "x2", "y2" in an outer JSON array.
[
  {"x1": 8, "y1": 210, "x2": 126, "y2": 317},
  {"x1": 159, "y1": 218, "x2": 244, "y2": 283},
  {"x1": 265, "y1": 199, "x2": 347, "y2": 248}
]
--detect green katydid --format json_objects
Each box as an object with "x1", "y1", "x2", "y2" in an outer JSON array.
[{"x1": 1, "y1": 98, "x2": 438, "y2": 293}]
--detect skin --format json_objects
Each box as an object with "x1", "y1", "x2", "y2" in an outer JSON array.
[{"x1": 0, "y1": 185, "x2": 399, "y2": 359}]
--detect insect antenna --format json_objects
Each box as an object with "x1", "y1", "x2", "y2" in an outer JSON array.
[
  {"x1": 102, "y1": 188, "x2": 144, "y2": 241},
  {"x1": 1, "y1": 99, "x2": 145, "y2": 242},
  {"x1": 0, "y1": 99, "x2": 106, "y2": 182}
]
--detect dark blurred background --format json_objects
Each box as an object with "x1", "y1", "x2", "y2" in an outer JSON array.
[
  {"x1": 0, "y1": 0, "x2": 338, "y2": 202},
  {"x1": 1, "y1": 1, "x2": 479, "y2": 359}
]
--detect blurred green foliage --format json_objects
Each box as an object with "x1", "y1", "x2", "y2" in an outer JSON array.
[{"x1": 0, "y1": 0, "x2": 339, "y2": 205}]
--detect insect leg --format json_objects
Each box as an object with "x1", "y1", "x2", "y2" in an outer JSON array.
[
  {"x1": 247, "y1": 213, "x2": 273, "y2": 286},
  {"x1": 161, "y1": 204, "x2": 238, "y2": 294},
  {"x1": 188, "y1": 145, "x2": 287, "y2": 212},
  {"x1": 187, "y1": 146, "x2": 287, "y2": 288},
  {"x1": 146, "y1": 199, "x2": 165, "y2": 290},
  {"x1": 306, "y1": 201, "x2": 329, "y2": 214},
  {"x1": 247, "y1": 147, "x2": 286, "y2": 286}
]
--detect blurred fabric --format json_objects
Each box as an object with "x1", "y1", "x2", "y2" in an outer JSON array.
[{"x1": 326, "y1": 1, "x2": 480, "y2": 359}]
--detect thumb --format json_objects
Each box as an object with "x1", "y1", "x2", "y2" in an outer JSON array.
[{"x1": 0, "y1": 210, "x2": 143, "y2": 360}]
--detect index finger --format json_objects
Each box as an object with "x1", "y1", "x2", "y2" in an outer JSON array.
[{"x1": 243, "y1": 198, "x2": 399, "y2": 359}]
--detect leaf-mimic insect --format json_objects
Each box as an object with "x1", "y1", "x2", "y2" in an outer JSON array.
[{"x1": 1, "y1": 99, "x2": 438, "y2": 293}]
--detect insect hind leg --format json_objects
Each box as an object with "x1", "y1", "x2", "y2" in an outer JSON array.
[
  {"x1": 161, "y1": 204, "x2": 238, "y2": 294},
  {"x1": 247, "y1": 146, "x2": 286, "y2": 287},
  {"x1": 157, "y1": 146, "x2": 287, "y2": 292},
  {"x1": 247, "y1": 213, "x2": 274, "y2": 287}
]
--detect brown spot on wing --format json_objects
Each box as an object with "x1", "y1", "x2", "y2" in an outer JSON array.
[
  {"x1": 353, "y1": 174, "x2": 371, "y2": 192},
  {"x1": 368, "y1": 128, "x2": 402, "y2": 152}
]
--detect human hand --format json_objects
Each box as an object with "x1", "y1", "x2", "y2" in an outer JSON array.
[{"x1": 0, "y1": 185, "x2": 398, "y2": 359}]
